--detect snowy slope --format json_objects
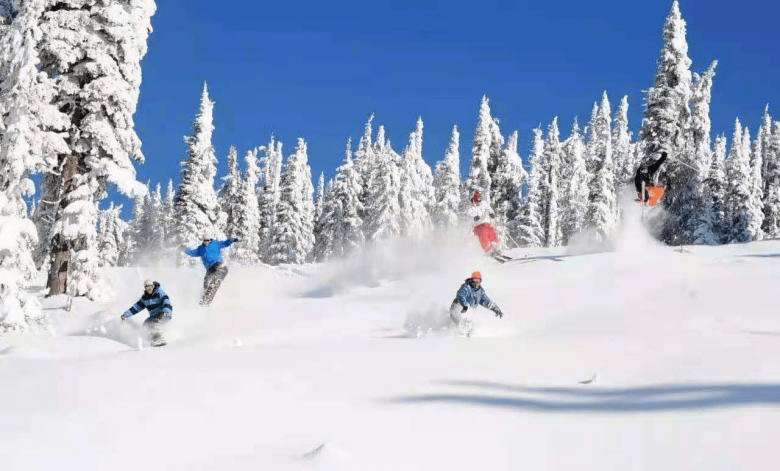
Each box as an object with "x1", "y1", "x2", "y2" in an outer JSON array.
[{"x1": 3, "y1": 213, "x2": 780, "y2": 470}]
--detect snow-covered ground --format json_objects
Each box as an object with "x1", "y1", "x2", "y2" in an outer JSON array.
[{"x1": 3, "y1": 212, "x2": 780, "y2": 470}]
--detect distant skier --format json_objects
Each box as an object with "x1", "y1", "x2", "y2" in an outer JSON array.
[
  {"x1": 449, "y1": 271, "x2": 504, "y2": 336},
  {"x1": 182, "y1": 234, "x2": 238, "y2": 306},
  {"x1": 121, "y1": 279, "x2": 173, "y2": 347},
  {"x1": 634, "y1": 151, "x2": 668, "y2": 203},
  {"x1": 468, "y1": 191, "x2": 494, "y2": 222},
  {"x1": 469, "y1": 191, "x2": 510, "y2": 262}
]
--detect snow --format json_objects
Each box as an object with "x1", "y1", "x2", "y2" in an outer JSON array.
[{"x1": 3, "y1": 218, "x2": 780, "y2": 470}]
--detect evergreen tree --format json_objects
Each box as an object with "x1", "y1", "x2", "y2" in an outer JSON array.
[
  {"x1": 725, "y1": 120, "x2": 762, "y2": 242},
  {"x1": 695, "y1": 135, "x2": 727, "y2": 244},
  {"x1": 612, "y1": 96, "x2": 634, "y2": 186},
  {"x1": 432, "y1": 125, "x2": 462, "y2": 229},
  {"x1": 585, "y1": 94, "x2": 617, "y2": 242},
  {"x1": 231, "y1": 148, "x2": 262, "y2": 264},
  {"x1": 515, "y1": 128, "x2": 545, "y2": 247},
  {"x1": 314, "y1": 172, "x2": 325, "y2": 226},
  {"x1": 399, "y1": 117, "x2": 433, "y2": 237},
  {"x1": 465, "y1": 96, "x2": 493, "y2": 206},
  {"x1": 219, "y1": 145, "x2": 241, "y2": 233},
  {"x1": 163, "y1": 179, "x2": 175, "y2": 243},
  {"x1": 258, "y1": 137, "x2": 283, "y2": 261},
  {"x1": 366, "y1": 146, "x2": 403, "y2": 242},
  {"x1": 0, "y1": 0, "x2": 69, "y2": 330},
  {"x1": 173, "y1": 83, "x2": 224, "y2": 249},
  {"x1": 37, "y1": 0, "x2": 155, "y2": 299},
  {"x1": 491, "y1": 130, "x2": 527, "y2": 239},
  {"x1": 762, "y1": 117, "x2": 780, "y2": 237},
  {"x1": 269, "y1": 139, "x2": 315, "y2": 264},
  {"x1": 542, "y1": 118, "x2": 564, "y2": 247},
  {"x1": 97, "y1": 203, "x2": 123, "y2": 268},
  {"x1": 562, "y1": 119, "x2": 589, "y2": 243},
  {"x1": 315, "y1": 140, "x2": 365, "y2": 260}
]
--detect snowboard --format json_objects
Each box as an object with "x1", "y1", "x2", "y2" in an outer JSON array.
[{"x1": 200, "y1": 265, "x2": 228, "y2": 306}]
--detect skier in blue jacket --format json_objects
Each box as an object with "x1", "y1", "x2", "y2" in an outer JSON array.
[
  {"x1": 449, "y1": 271, "x2": 503, "y2": 336},
  {"x1": 183, "y1": 234, "x2": 238, "y2": 306},
  {"x1": 121, "y1": 279, "x2": 173, "y2": 346}
]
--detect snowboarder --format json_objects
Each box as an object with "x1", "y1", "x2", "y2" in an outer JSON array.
[
  {"x1": 469, "y1": 191, "x2": 511, "y2": 262},
  {"x1": 120, "y1": 279, "x2": 173, "y2": 347},
  {"x1": 634, "y1": 151, "x2": 668, "y2": 203},
  {"x1": 182, "y1": 235, "x2": 238, "y2": 306},
  {"x1": 449, "y1": 271, "x2": 504, "y2": 336}
]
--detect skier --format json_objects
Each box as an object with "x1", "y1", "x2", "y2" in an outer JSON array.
[
  {"x1": 120, "y1": 279, "x2": 173, "y2": 347},
  {"x1": 634, "y1": 151, "x2": 668, "y2": 203},
  {"x1": 468, "y1": 191, "x2": 494, "y2": 222},
  {"x1": 449, "y1": 271, "x2": 504, "y2": 336},
  {"x1": 182, "y1": 234, "x2": 239, "y2": 306}
]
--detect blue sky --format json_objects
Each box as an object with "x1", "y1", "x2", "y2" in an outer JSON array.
[{"x1": 132, "y1": 0, "x2": 780, "y2": 196}]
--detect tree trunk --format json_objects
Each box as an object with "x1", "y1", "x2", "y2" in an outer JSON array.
[{"x1": 45, "y1": 154, "x2": 77, "y2": 297}]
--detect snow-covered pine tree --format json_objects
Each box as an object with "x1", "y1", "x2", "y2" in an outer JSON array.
[
  {"x1": 219, "y1": 145, "x2": 241, "y2": 234},
  {"x1": 612, "y1": 96, "x2": 634, "y2": 187},
  {"x1": 268, "y1": 139, "x2": 315, "y2": 264},
  {"x1": 353, "y1": 114, "x2": 375, "y2": 223},
  {"x1": 366, "y1": 143, "x2": 403, "y2": 242},
  {"x1": 725, "y1": 120, "x2": 762, "y2": 243},
  {"x1": 465, "y1": 96, "x2": 493, "y2": 206},
  {"x1": 762, "y1": 116, "x2": 780, "y2": 237},
  {"x1": 398, "y1": 117, "x2": 433, "y2": 237},
  {"x1": 314, "y1": 172, "x2": 325, "y2": 226},
  {"x1": 0, "y1": 0, "x2": 70, "y2": 330},
  {"x1": 173, "y1": 83, "x2": 224, "y2": 249},
  {"x1": 230, "y1": 148, "x2": 261, "y2": 264},
  {"x1": 258, "y1": 137, "x2": 283, "y2": 261},
  {"x1": 315, "y1": 139, "x2": 365, "y2": 260},
  {"x1": 491, "y1": 130, "x2": 527, "y2": 241},
  {"x1": 747, "y1": 125, "x2": 765, "y2": 241},
  {"x1": 432, "y1": 125, "x2": 462, "y2": 229},
  {"x1": 515, "y1": 128, "x2": 545, "y2": 247},
  {"x1": 36, "y1": 0, "x2": 154, "y2": 299},
  {"x1": 542, "y1": 118, "x2": 564, "y2": 247},
  {"x1": 640, "y1": 1, "x2": 696, "y2": 243},
  {"x1": 162, "y1": 179, "x2": 175, "y2": 243},
  {"x1": 585, "y1": 94, "x2": 617, "y2": 242},
  {"x1": 97, "y1": 203, "x2": 123, "y2": 268},
  {"x1": 691, "y1": 61, "x2": 718, "y2": 179},
  {"x1": 695, "y1": 135, "x2": 727, "y2": 244},
  {"x1": 562, "y1": 119, "x2": 589, "y2": 244}
]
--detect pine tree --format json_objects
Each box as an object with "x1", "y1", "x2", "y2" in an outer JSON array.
[
  {"x1": 173, "y1": 83, "x2": 224, "y2": 251},
  {"x1": 515, "y1": 128, "x2": 545, "y2": 247},
  {"x1": 562, "y1": 119, "x2": 589, "y2": 243},
  {"x1": 762, "y1": 118, "x2": 780, "y2": 237},
  {"x1": 315, "y1": 140, "x2": 365, "y2": 260},
  {"x1": 258, "y1": 137, "x2": 283, "y2": 261},
  {"x1": 432, "y1": 125, "x2": 462, "y2": 229},
  {"x1": 542, "y1": 118, "x2": 564, "y2": 247},
  {"x1": 269, "y1": 139, "x2": 315, "y2": 264},
  {"x1": 725, "y1": 120, "x2": 762, "y2": 242},
  {"x1": 97, "y1": 203, "x2": 123, "y2": 268},
  {"x1": 162, "y1": 179, "x2": 175, "y2": 243},
  {"x1": 314, "y1": 172, "x2": 325, "y2": 226},
  {"x1": 696, "y1": 135, "x2": 727, "y2": 244},
  {"x1": 491, "y1": 130, "x2": 527, "y2": 239},
  {"x1": 585, "y1": 94, "x2": 617, "y2": 242},
  {"x1": 399, "y1": 117, "x2": 433, "y2": 237},
  {"x1": 465, "y1": 96, "x2": 493, "y2": 206},
  {"x1": 37, "y1": 0, "x2": 155, "y2": 299},
  {"x1": 366, "y1": 146, "x2": 403, "y2": 242},
  {"x1": 230, "y1": 148, "x2": 262, "y2": 264},
  {"x1": 612, "y1": 96, "x2": 634, "y2": 187},
  {"x1": 0, "y1": 0, "x2": 69, "y2": 330},
  {"x1": 219, "y1": 145, "x2": 241, "y2": 233}
]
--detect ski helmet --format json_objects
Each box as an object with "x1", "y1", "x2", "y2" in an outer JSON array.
[
  {"x1": 471, "y1": 271, "x2": 482, "y2": 281},
  {"x1": 471, "y1": 191, "x2": 482, "y2": 204}
]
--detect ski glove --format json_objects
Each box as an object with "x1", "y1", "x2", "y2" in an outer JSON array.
[
  {"x1": 460, "y1": 304, "x2": 468, "y2": 313},
  {"x1": 231, "y1": 238, "x2": 239, "y2": 243},
  {"x1": 491, "y1": 306, "x2": 503, "y2": 318}
]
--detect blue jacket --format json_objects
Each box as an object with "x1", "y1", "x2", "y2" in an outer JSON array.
[
  {"x1": 455, "y1": 278, "x2": 496, "y2": 310},
  {"x1": 122, "y1": 283, "x2": 173, "y2": 319},
  {"x1": 184, "y1": 239, "x2": 235, "y2": 269}
]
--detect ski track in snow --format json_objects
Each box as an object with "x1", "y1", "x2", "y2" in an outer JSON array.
[{"x1": 3, "y1": 227, "x2": 780, "y2": 470}]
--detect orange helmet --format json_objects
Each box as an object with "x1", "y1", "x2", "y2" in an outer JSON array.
[
  {"x1": 471, "y1": 271, "x2": 482, "y2": 281},
  {"x1": 471, "y1": 191, "x2": 482, "y2": 204}
]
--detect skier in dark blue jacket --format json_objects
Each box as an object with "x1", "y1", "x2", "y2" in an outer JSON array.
[
  {"x1": 449, "y1": 271, "x2": 504, "y2": 336},
  {"x1": 183, "y1": 234, "x2": 238, "y2": 306},
  {"x1": 121, "y1": 279, "x2": 173, "y2": 346}
]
